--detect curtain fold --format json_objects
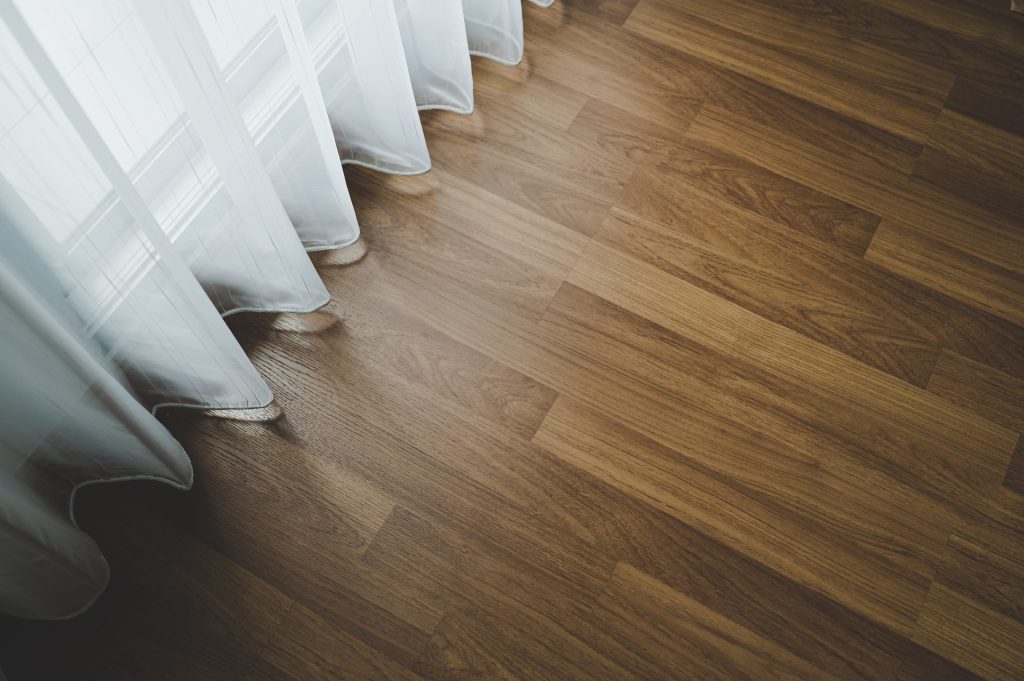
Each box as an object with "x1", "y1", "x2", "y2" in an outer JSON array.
[
  {"x1": 0, "y1": 224, "x2": 192, "y2": 620},
  {"x1": 396, "y1": 0, "x2": 475, "y2": 114},
  {"x1": 0, "y1": 0, "x2": 556, "y2": 620},
  {"x1": 464, "y1": 0, "x2": 525, "y2": 65},
  {"x1": 304, "y1": 0, "x2": 431, "y2": 174}
]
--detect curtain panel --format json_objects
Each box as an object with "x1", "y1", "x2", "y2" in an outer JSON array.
[{"x1": 0, "y1": 0, "x2": 554, "y2": 620}]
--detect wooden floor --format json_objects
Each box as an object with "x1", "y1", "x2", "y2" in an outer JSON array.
[{"x1": 3, "y1": 1, "x2": 1024, "y2": 679}]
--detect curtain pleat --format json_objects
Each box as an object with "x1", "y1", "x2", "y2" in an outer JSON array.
[
  {"x1": 464, "y1": 0, "x2": 525, "y2": 65},
  {"x1": 0, "y1": 0, "x2": 555, "y2": 620},
  {"x1": 306, "y1": 0, "x2": 430, "y2": 174},
  {"x1": 0, "y1": 224, "x2": 192, "y2": 620},
  {"x1": 396, "y1": 0, "x2": 475, "y2": 114},
  {"x1": 134, "y1": 0, "x2": 331, "y2": 314},
  {"x1": 0, "y1": 2, "x2": 277, "y2": 410}
]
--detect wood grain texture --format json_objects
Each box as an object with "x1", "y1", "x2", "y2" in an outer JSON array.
[
  {"x1": 936, "y1": 519, "x2": 1024, "y2": 626},
  {"x1": 558, "y1": 0, "x2": 641, "y2": 25},
  {"x1": 927, "y1": 351, "x2": 1024, "y2": 431},
  {"x1": 866, "y1": 220, "x2": 1024, "y2": 327},
  {"x1": 864, "y1": 0, "x2": 1024, "y2": 58},
  {"x1": 944, "y1": 77, "x2": 1024, "y2": 138},
  {"x1": 913, "y1": 583, "x2": 1024, "y2": 681},
  {"x1": 1005, "y1": 437, "x2": 1024, "y2": 497},
  {"x1": 625, "y1": 0, "x2": 955, "y2": 142},
  {"x1": 590, "y1": 563, "x2": 846, "y2": 681},
  {"x1": 686, "y1": 104, "x2": 1024, "y2": 277},
  {"x1": 650, "y1": 140, "x2": 882, "y2": 256},
  {"x1": 914, "y1": 109, "x2": 1024, "y2": 221},
  {"x1": 607, "y1": 188, "x2": 1006, "y2": 387},
  {"x1": 2, "y1": 1, "x2": 1023, "y2": 679}
]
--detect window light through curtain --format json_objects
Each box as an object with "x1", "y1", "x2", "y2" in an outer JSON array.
[{"x1": 0, "y1": 0, "x2": 556, "y2": 620}]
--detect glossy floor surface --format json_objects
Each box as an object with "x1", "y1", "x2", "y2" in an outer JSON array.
[{"x1": 3, "y1": 1, "x2": 1024, "y2": 679}]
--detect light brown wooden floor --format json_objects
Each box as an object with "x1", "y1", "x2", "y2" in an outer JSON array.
[{"x1": 3, "y1": 1, "x2": 1024, "y2": 679}]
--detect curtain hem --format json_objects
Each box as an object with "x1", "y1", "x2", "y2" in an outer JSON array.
[
  {"x1": 469, "y1": 49, "x2": 523, "y2": 67},
  {"x1": 39, "y1": 455, "x2": 195, "y2": 622}
]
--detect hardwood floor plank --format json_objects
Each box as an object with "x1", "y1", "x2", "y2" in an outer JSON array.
[
  {"x1": 352, "y1": 188, "x2": 565, "y2": 319},
  {"x1": 687, "y1": 103, "x2": 1024, "y2": 275},
  {"x1": 914, "y1": 109, "x2": 1024, "y2": 221},
  {"x1": 590, "y1": 563, "x2": 844, "y2": 681},
  {"x1": 646, "y1": 141, "x2": 881, "y2": 257},
  {"x1": 257, "y1": 600, "x2": 428, "y2": 681},
  {"x1": 914, "y1": 144, "x2": 1024, "y2": 224},
  {"x1": 557, "y1": 0, "x2": 641, "y2": 25},
  {"x1": 243, "y1": 661, "x2": 304, "y2": 681},
  {"x1": 135, "y1": 415, "x2": 436, "y2": 665},
  {"x1": 866, "y1": 220, "x2": 1024, "y2": 327},
  {"x1": 228, "y1": 309, "x2": 651, "y2": 640},
  {"x1": 945, "y1": 76, "x2": 1024, "y2": 138},
  {"x1": 381, "y1": 245, "x2": 1017, "y2": 536},
  {"x1": 684, "y1": 97, "x2": 917, "y2": 189},
  {"x1": 566, "y1": 241, "x2": 1018, "y2": 496},
  {"x1": 416, "y1": 608, "x2": 638, "y2": 681},
  {"x1": 671, "y1": 0, "x2": 1024, "y2": 109},
  {"x1": 605, "y1": 192, "x2": 942, "y2": 385},
  {"x1": 363, "y1": 508, "x2": 630, "y2": 681},
  {"x1": 533, "y1": 383, "x2": 948, "y2": 597},
  {"x1": 913, "y1": 582, "x2": 1024, "y2": 681},
  {"x1": 418, "y1": 83, "x2": 635, "y2": 236},
  {"x1": 348, "y1": 168, "x2": 588, "y2": 283},
  {"x1": 926, "y1": 350, "x2": 1024, "y2": 431},
  {"x1": 1005, "y1": 436, "x2": 1024, "y2": 497},
  {"x1": 564, "y1": 97, "x2": 684, "y2": 169},
  {"x1": 340, "y1": 290, "x2": 558, "y2": 441},
  {"x1": 348, "y1": 175, "x2": 571, "y2": 319},
  {"x1": 862, "y1": 0, "x2": 1024, "y2": 58},
  {"x1": 936, "y1": 519, "x2": 1024, "y2": 626},
  {"x1": 686, "y1": 104, "x2": 1024, "y2": 326},
  {"x1": 237, "y1": 286, "x2": 954, "y2": 680},
  {"x1": 528, "y1": 0, "x2": 930, "y2": 172},
  {"x1": 624, "y1": 0, "x2": 953, "y2": 143},
  {"x1": 613, "y1": 176, "x2": 1024, "y2": 382},
  {"x1": 376, "y1": 265, "x2": 960, "y2": 633},
  {"x1": 922, "y1": 110, "x2": 1024, "y2": 181},
  {"x1": 532, "y1": 396, "x2": 940, "y2": 679},
  {"x1": 471, "y1": 59, "x2": 588, "y2": 131},
  {"x1": 521, "y1": 3, "x2": 707, "y2": 130},
  {"x1": 894, "y1": 646, "x2": 986, "y2": 681}
]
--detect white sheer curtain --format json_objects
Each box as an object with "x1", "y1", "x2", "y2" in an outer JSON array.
[{"x1": 0, "y1": 0, "x2": 554, "y2": 620}]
